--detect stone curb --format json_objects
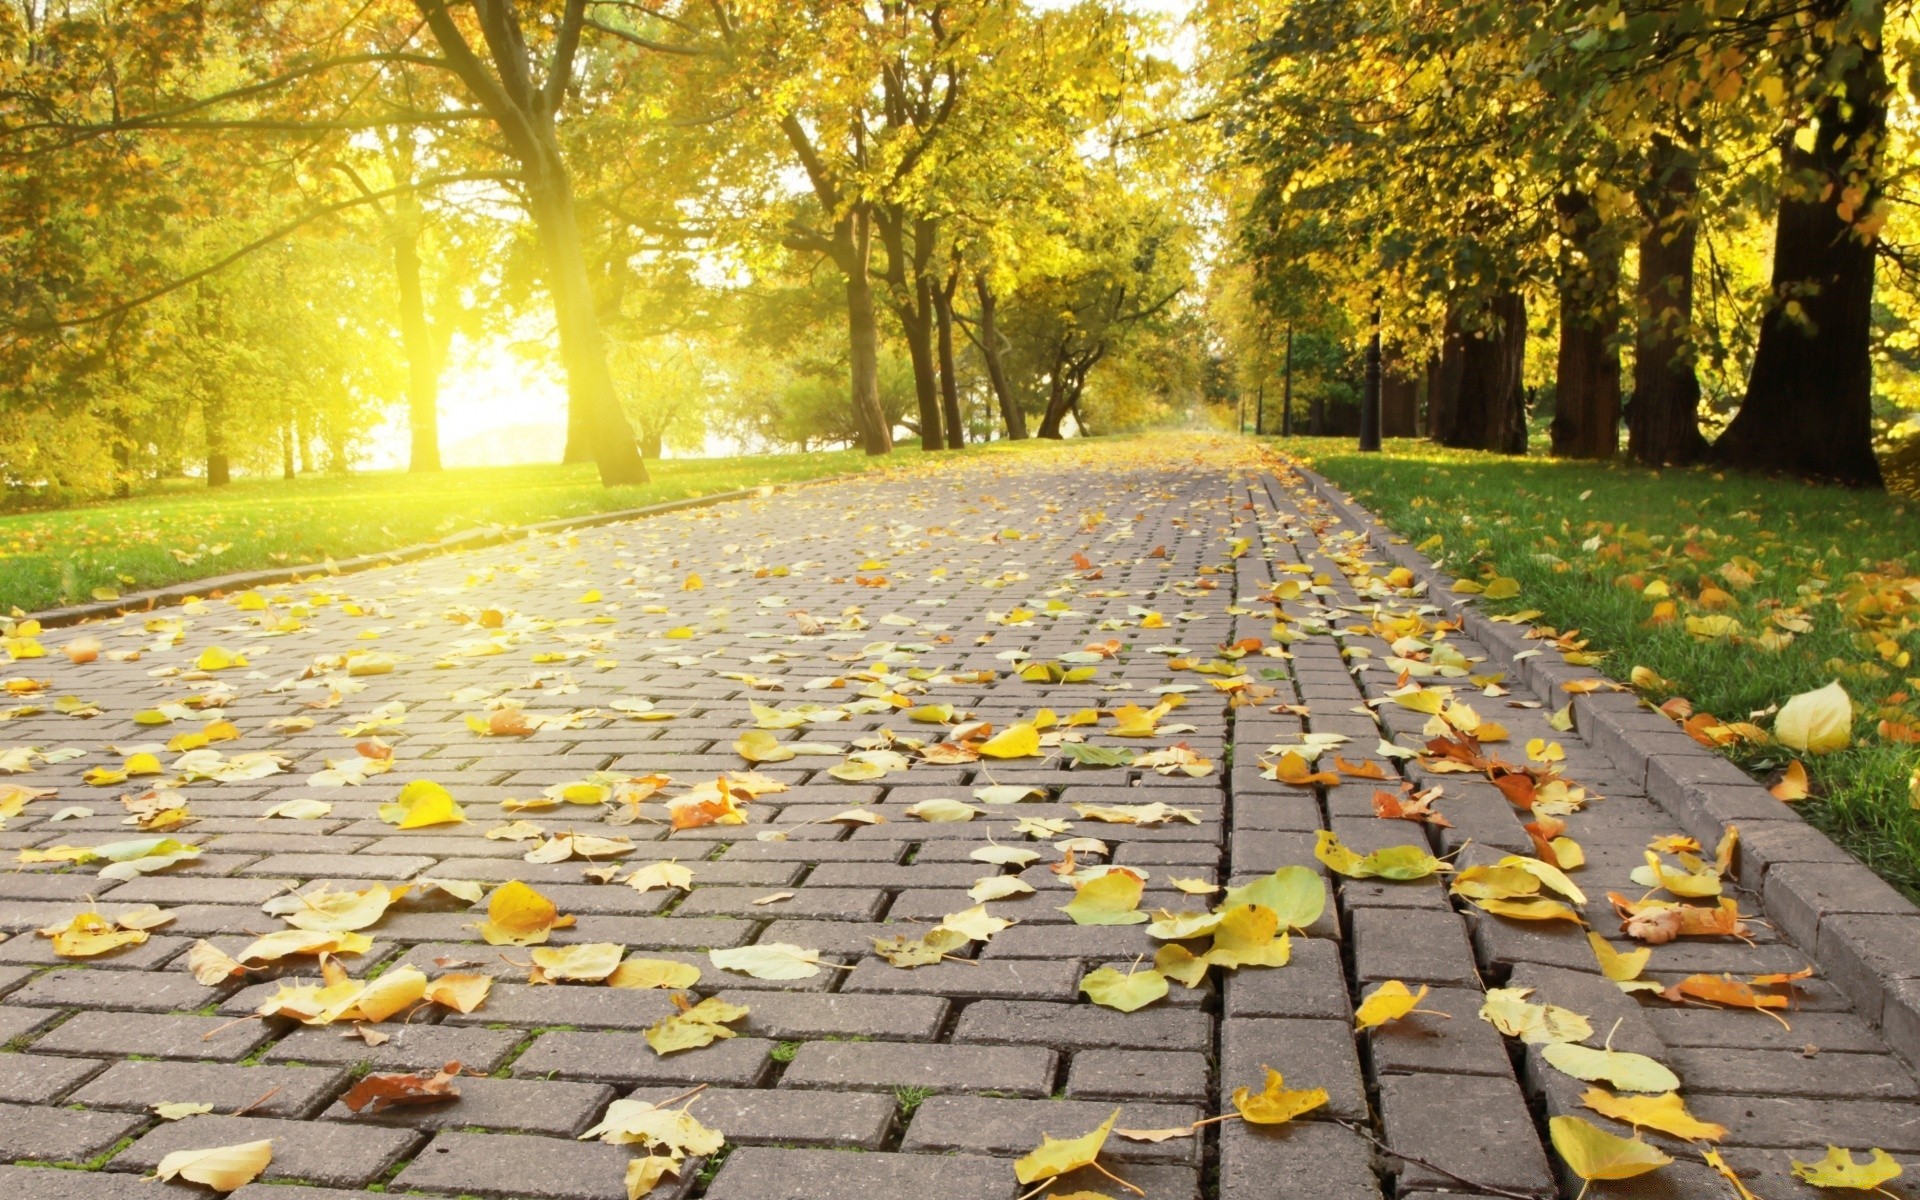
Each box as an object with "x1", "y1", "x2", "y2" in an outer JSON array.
[
  {"x1": 19, "y1": 471, "x2": 868, "y2": 632},
  {"x1": 1286, "y1": 456, "x2": 1920, "y2": 1067}
]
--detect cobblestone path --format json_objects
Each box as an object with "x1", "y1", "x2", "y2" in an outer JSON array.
[{"x1": 0, "y1": 435, "x2": 1913, "y2": 1200}]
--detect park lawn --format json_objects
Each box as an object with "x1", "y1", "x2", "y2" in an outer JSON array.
[
  {"x1": 1289, "y1": 436, "x2": 1920, "y2": 900},
  {"x1": 0, "y1": 442, "x2": 1032, "y2": 615}
]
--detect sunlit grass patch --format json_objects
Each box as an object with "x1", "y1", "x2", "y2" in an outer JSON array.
[{"x1": 1287, "y1": 436, "x2": 1920, "y2": 899}]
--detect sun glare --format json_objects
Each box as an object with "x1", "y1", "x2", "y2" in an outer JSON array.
[{"x1": 364, "y1": 337, "x2": 570, "y2": 471}]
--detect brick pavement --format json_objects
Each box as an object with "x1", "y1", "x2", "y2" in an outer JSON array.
[{"x1": 0, "y1": 435, "x2": 1913, "y2": 1199}]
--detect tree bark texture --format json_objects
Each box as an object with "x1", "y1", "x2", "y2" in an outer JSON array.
[
  {"x1": 1381, "y1": 347, "x2": 1419, "y2": 437},
  {"x1": 1551, "y1": 189, "x2": 1623, "y2": 459},
  {"x1": 933, "y1": 274, "x2": 964, "y2": 448},
  {"x1": 1629, "y1": 135, "x2": 1709, "y2": 467},
  {"x1": 973, "y1": 276, "x2": 1026, "y2": 439},
  {"x1": 1437, "y1": 291, "x2": 1527, "y2": 454},
  {"x1": 526, "y1": 170, "x2": 649, "y2": 486},
  {"x1": 1713, "y1": 20, "x2": 1885, "y2": 486},
  {"x1": 392, "y1": 196, "x2": 443, "y2": 473}
]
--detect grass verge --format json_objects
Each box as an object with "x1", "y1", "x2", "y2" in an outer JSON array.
[
  {"x1": 1287, "y1": 436, "x2": 1920, "y2": 900},
  {"x1": 0, "y1": 441, "x2": 1052, "y2": 614}
]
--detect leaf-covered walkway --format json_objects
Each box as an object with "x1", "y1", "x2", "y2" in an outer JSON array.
[{"x1": 0, "y1": 435, "x2": 1910, "y2": 1199}]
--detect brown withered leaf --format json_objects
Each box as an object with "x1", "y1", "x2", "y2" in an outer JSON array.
[{"x1": 340, "y1": 1061, "x2": 462, "y2": 1113}]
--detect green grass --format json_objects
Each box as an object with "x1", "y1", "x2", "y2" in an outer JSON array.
[
  {"x1": 1287, "y1": 436, "x2": 1920, "y2": 899},
  {"x1": 0, "y1": 443, "x2": 1051, "y2": 615}
]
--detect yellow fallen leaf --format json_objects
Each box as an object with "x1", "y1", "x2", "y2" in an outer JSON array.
[
  {"x1": 1232, "y1": 1066, "x2": 1327, "y2": 1124},
  {"x1": 1791, "y1": 1146, "x2": 1904, "y2": 1190},
  {"x1": 1581, "y1": 1087, "x2": 1726, "y2": 1142},
  {"x1": 378, "y1": 780, "x2": 465, "y2": 829},
  {"x1": 475, "y1": 880, "x2": 572, "y2": 946},
  {"x1": 978, "y1": 723, "x2": 1041, "y2": 758},
  {"x1": 423, "y1": 973, "x2": 492, "y2": 1013},
  {"x1": 1353, "y1": 980, "x2": 1429, "y2": 1031},
  {"x1": 155, "y1": 1138, "x2": 273, "y2": 1190},
  {"x1": 1548, "y1": 1115, "x2": 1672, "y2": 1183},
  {"x1": 1774, "y1": 680, "x2": 1852, "y2": 754},
  {"x1": 1014, "y1": 1108, "x2": 1119, "y2": 1185}
]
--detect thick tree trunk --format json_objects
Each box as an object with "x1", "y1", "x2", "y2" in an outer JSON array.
[
  {"x1": 844, "y1": 219, "x2": 894, "y2": 453},
  {"x1": 281, "y1": 412, "x2": 295, "y2": 481},
  {"x1": 974, "y1": 276, "x2": 1026, "y2": 439},
  {"x1": 1380, "y1": 348, "x2": 1419, "y2": 437},
  {"x1": 899, "y1": 287, "x2": 942, "y2": 452},
  {"x1": 1426, "y1": 341, "x2": 1453, "y2": 440},
  {"x1": 1551, "y1": 189, "x2": 1623, "y2": 459},
  {"x1": 1629, "y1": 135, "x2": 1709, "y2": 467},
  {"x1": 392, "y1": 202, "x2": 443, "y2": 473},
  {"x1": 933, "y1": 277, "x2": 964, "y2": 449},
  {"x1": 639, "y1": 428, "x2": 663, "y2": 459},
  {"x1": 525, "y1": 166, "x2": 648, "y2": 486},
  {"x1": 1713, "y1": 24, "x2": 1885, "y2": 486},
  {"x1": 1440, "y1": 291, "x2": 1528, "y2": 453}
]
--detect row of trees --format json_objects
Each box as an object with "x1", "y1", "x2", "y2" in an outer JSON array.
[
  {"x1": 0, "y1": 0, "x2": 1222, "y2": 500},
  {"x1": 1211, "y1": 0, "x2": 1918, "y2": 488}
]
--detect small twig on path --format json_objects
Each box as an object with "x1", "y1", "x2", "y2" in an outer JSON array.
[
  {"x1": 1331, "y1": 1117, "x2": 1543, "y2": 1200},
  {"x1": 230, "y1": 1085, "x2": 281, "y2": 1117}
]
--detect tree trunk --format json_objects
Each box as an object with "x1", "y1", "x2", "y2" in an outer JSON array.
[
  {"x1": 844, "y1": 222, "x2": 893, "y2": 456},
  {"x1": 973, "y1": 276, "x2": 1025, "y2": 439},
  {"x1": 1440, "y1": 291, "x2": 1528, "y2": 453},
  {"x1": 1380, "y1": 348, "x2": 1419, "y2": 437},
  {"x1": 1551, "y1": 189, "x2": 1623, "y2": 459},
  {"x1": 525, "y1": 166, "x2": 648, "y2": 486},
  {"x1": 1038, "y1": 344, "x2": 1075, "y2": 439},
  {"x1": 204, "y1": 392, "x2": 230, "y2": 487},
  {"x1": 899, "y1": 284, "x2": 942, "y2": 451},
  {"x1": 1426, "y1": 342, "x2": 1453, "y2": 440},
  {"x1": 281, "y1": 412, "x2": 295, "y2": 481},
  {"x1": 933, "y1": 276, "x2": 964, "y2": 449},
  {"x1": 1713, "y1": 22, "x2": 1885, "y2": 486},
  {"x1": 392, "y1": 200, "x2": 443, "y2": 473},
  {"x1": 639, "y1": 427, "x2": 663, "y2": 459},
  {"x1": 1629, "y1": 135, "x2": 1709, "y2": 467}
]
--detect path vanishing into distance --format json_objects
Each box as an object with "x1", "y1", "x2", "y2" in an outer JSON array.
[{"x1": 0, "y1": 434, "x2": 1913, "y2": 1200}]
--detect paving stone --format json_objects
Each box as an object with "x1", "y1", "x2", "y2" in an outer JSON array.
[
  {"x1": 0, "y1": 932, "x2": 186, "y2": 971},
  {"x1": 71, "y1": 1061, "x2": 348, "y2": 1118},
  {"x1": 1689, "y1": 1094, "x2": 1920, "y2": 1152},
  {"x1": 902, "y1": 1094, "x2": 1202, "y2": 1164},
  {"x1": 952, "y1": 999, "x2": 1211, "y2": 1051},
  {"x1": 1217, "y1": 1119, "x2": 1384, "y2": 1200},
  {"x1": 780, "y1": 1040, "x2": 1055, "y2": 1097},
  {"x1": 395, "y1": 1129, "x2": 672, "y2": 1200},
  {"x1": 1222, "y1": 936, "x2": 1350, "y2": 1019},
  {"x1": 1065, "y1": 1047, "x2": 1209, "y2": 1103},
  {"x1": 1366, "y1": 985, "x2": 1512, "y2": 1077},
  {"x1": 0, "y1": 1166, "x2": 208, "y2": 1198},
  {"x1": 732, "y1": 990, "x2": 948, "y2": 1041},
  {"x1": 30, "y1": 1010, "x2": 273, "y2": 1061},
  {"x1": 325, "y1": 1074, "x2": 614, "y2": 1135},
  {"x1": 10, "y1": 966, "x2": 232, "y2": 1013},
  {"x1": 0, "y1": 1101, "x2": 146, "y2": 1163},
  {"x1": 0, "y1": 1053, "x2": 105, "y2": 1104},
  {"x1": 1349, "y1": 906, "x2": 1482, "y2": 986},
  {"x1": 673, "y1": 886, "x2": 889, "y2": 924},
  {"x1": 1219, "y1": 1017, "x2": 1367, "y2": 1120},
  {"x1": 437, "y1": 980, "x2": 681, "y2": 1029},
  {"x1": 0, "y1": 1006, "x2": 62, "y2": 1044},
  {"x1": 1379, "y1": 1071, "x2": 1555, "y2": 1198},
  {"x1": 1668, "y1": 1046, "x2": 1918, "y2": 1100},
  {"x1": 627, "y1": 1084, "x2": 894, "y2": 1148},
  {"x1": 263, "y1": 1022, "x2": 523, "y2": 1073},
  {"x1": 841, "y1": 955, "x2": 1080, "y2": 1000},
  {"x1": 512, "y1": 1030, "x2": 774, "y2": 1087},
  {"x1": 703, "y1": 1147, "x2": 1009, "y2": 1200}
]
